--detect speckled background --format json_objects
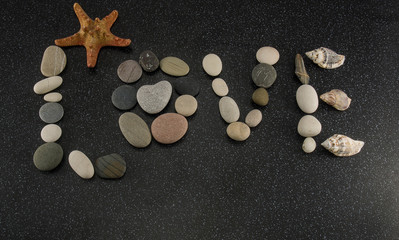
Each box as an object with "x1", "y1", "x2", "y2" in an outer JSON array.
[{"x1": 1, "y1": 0, "x2": 399, "y2": 239}]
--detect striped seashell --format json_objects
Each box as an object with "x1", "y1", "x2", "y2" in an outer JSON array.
[
  {"x1": 95, "y1": 153, "x2": 126, "y2": 179},
  {"x1": 320, "y1": 89, "x2": 352, "y2": 111},
  {"x1": 321, "y1": 134, "x2": 364, "y2": 157},
  {"x1": 305, "y1": 47, "x2": 345, "y2": 69}
]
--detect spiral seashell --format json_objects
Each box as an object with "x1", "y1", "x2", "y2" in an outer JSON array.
[
  {"x1": 305, "y1": 47, "x2": 345, "y2": 69},
  {"x1": 321, "y1": 134, "x2": 364, "y2": 157},
  {"x1": 320, "y1": 89, "x2": 351, "y2": 111},
  {"x1": 295, "y1": 54, "x2": 309, "y2": 84}
]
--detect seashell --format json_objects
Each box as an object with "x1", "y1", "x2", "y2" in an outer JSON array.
[
  {"x1": 320, "y1": 89, "x2": 352, "y2": 111},
  {"x1": 321, "y1": 134, "x2": 364, "y2": 157},
  {"x1": 305, "y1": 47, "x2": 345, "y2": 69},
  {"x1": 295, "y1": 54, "x2": 309, "y2": 84}
]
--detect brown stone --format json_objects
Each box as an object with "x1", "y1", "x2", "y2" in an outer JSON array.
[
  {"x1": 151, "y1": 113, "x2": 188, "y2": 144},
  {"x1": 252, "y1": 88, "x2": 269, "y2": 106}
]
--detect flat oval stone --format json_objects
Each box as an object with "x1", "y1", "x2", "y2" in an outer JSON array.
[
  {"x1": 245, "y1": 109, "x2": 262, "y2": 127},
  {"x1": 212, "y1": 78, "x2": 229, "y2": 97},
  {"x1": 33, "y1": 76, "x2": 63, "y2": 95},
  {"x1": 139, "y1": 50, "x2": 159, "y2": 72},
  {"x1": 302, "y1": 137, "x2": 316, "y2": 153},
  {"x1": 252, "y1": 88, "x2": 269, "y2": 106},
  {"x1": 256, "y1": 46, "x2": 280, "y2": 65},
  {"x1": 160, "y1": 57, "x2": 189, "y2": 76},
  {"x1": 297, "y1": 115, "x2": 322, "y2": 137},
  {"x1": 219, "y1": 96, "x2": 240, "y2": 123},
  {"x1": 252, "y1": 63, "x2": 277, "y2": 88},
  {"x1": 119, "y1": 112, "x2": 151, "y2": 148},
  {"x1": 296, "y1": 84, "x2": 319, "y2": 114},
  {"x1": 117, "y1": 60, "x2": 142, "y2": 83},
  {"x1": 151, "y1": 113, "x2": 188, "y2": 144},
  {"x1": 226, "y1": 122, "x2": 250, "y2": 141},
  {"x1": 95, "y1": 153, "x2": 126, "y2": 179},
  {"x1": 202, "y1": 53, "x2": 222, "y2": 76},
  {"x1": 40, "y1": 45, "x2": 67, "y2": 77},
  {"x1": 43, "y1": 92, "x2": 62, "y2": 102},
  {"x1": 137, "y1": 80, "x2": 172, "y2": 114},
  {"x1": 40, "y1": 124, "x2": 62, "y2": 142},
  {"x1": 111, "y1": 85, "x2": 137, "y2": 110},
  {"x1": 33, "y1": 142, "x2": 63, "y2": 171},
  {"x1": 172, "y1": 76, "x2": 200, "y2": 96},
  {"x1": 39, "y1": 102, "x2": 64, "y2": 123},
  {"x1": 175, "y1": 95, "x2": 198, "y2": 117},
  {"x1": 68, "y1": 150, "x2": 95, "y2": 179}
]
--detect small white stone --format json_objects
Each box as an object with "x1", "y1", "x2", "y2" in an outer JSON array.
[
  {"x1": 68, "y1": 150, "x2": 95, "y2": 179},
  {"x1": 256, "y1": 46, "x2": 280, "y2": 65},
  {"x1": 302, "y1": 137, "x2": 316, "y2": 153},
  {"x1": 202, "y1": 53, "x2": 222, "y2": 76},
  {"x1": 296, "y1": 84, "x2": 319, "y2": 114},
  {"x1": 212, "y1": 78, "x2": 229, "y2": 96},
  {"x1": 219, "y1": 96, "x2": 240, "y2": 123},
  {"x1": 245, "y1": 109, "x2": 262, "y2": 127},
  {"x1": 33, "y1": 76, "x2": 63, "y2": 95},
  {"x1": 40, "y1": 124, "x2": 62, "y2": 142},
  {"x1": 297, "y1": 115, "x2": 322, "y2": 137},
  {"x1": 43, "y1": 92, "x2": 62, "y2": 102}
]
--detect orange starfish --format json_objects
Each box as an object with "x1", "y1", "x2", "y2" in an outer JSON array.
[{"x1": 55, "y1": 3, "x2": 131, "y2": 68}]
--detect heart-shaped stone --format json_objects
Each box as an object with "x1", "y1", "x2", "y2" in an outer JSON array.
[{"x1": 137, "y1": 80, "x2": 172, "y2": 114}]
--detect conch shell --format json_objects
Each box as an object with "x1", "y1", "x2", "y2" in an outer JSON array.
[
  {"x1": 295, "y1": 54, "x2": 309, "y2": 84},
  {"x1": 305, "y1": 47, "x2": 345, "y2": 69},
  {"x1": 320, "y1": 89, "x2": 351, "y2": 111},
  {"x1": 322, "y1": 134, "x2": 364, "y2": 157}
]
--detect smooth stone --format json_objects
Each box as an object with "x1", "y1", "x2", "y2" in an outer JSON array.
[
  {"x1": 117, "y1": 60, "x2": 142, "y2": 83},
  {"x1": 151, "y1": 113, "x2": 188, "y2": 144},
  {"x1": 252, "y1": 88, "x2": 269, "y2": 106},
  {"x1": 33, "y1": 142, "x2": 63, "y2": 171},
  {"x1": 219, "y1": 96, "x2": 240, "y2": 123},
  {"x1": 40, "y1": 124, "x2": 62, "y2": 142},
  {"x1": 212, "y1": 78, "x2": 229, "y2": 97},
  {"x1": 252, "y1": 63, "x2": 277, "y2": 88},
  {"x1": 95, "y1": 153, "x2": 126, "y2": 179},
  {"x1": 256, "y1": 46, "x2": 280, "y2": 65},
  {"x1": 119, "y1": 112, "x2": 151, "y2": 148},
  {"x1": 226, "y1": 122, "x2": 250, "y2": 141},
  {"x1": 40, "y1": 45, "x2": 67, "y2": 77},
  {"x1": 302, "y1": 137, "x2": 316, "y2": 153},
  {"x1": 33, "y1": 76, "x2": 63, "y2": 95},
  {"x1": 111, "y1": 85, "x2": 137, "y2": 110},
  {"x1": 139, "y1": 50, "x2": 159, "y2": 72},
  {"x1": 160, "y1": 56, "x2": 189, "y2": 76},
  {"x1": 202, "y1": 53, "x2": 222, "y2": 76},
  {"x1": 175, "y1": 95, "x2": 198, "y2": 117},
  {"x1": 297, "y1": 115, "x2": 322, "y2": 137},
  {"x1": 68, "y1": 150, "x2": 95, "y2": 179},
  {"x1": 172, "y1": 76, "x2": 200, "y2": 96},
  {"x1": 245, "y1": 109, "x2": 262, "y2": 127},
  {"x1": 39, "y1": 102, "x2": 64, "y2": 123},
  {"x1": 137, "y1": 80, "x2": 172, "y2": 114},
  {"x1": 43, "y1": 92, "x2": 62, "y2": 102},
  {"x1": 296, "y1": 84, "x2": 319, "y2": 114}
]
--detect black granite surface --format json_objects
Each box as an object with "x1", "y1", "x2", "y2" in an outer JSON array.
[{"x1": 1, "y1": 0, "x2": 399, "y2": 239}]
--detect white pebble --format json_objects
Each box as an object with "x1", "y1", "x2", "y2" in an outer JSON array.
[
  {"x1": 302, "y1": 137, "x2": 316, "y2": 153},
  {"x1": 256, "y1": 46, "x2": 280, "y2": 65},
  {"x1": 202, "y1": 53, "x2": 222, "y2": 76},
  {"x1": 40, "y1": 124, "x2": 62, "y2": 142},
  {"x1": 212, "y1": 78, "x2": 229, "y2": 96}
]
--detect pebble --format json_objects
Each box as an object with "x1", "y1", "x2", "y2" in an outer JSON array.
[
  {"x1": 175, "y1": 95, "x2": 198, "y2": 117},
  {"x1": 296, "y1": 84, "x2": 319, "y2": 114},
  {"x1": 302, "y1": 137, "x2": 316, "y2": 153},
  {"x1": 33, "y1": 142, "x2": 63, "y2": 171},
  {"x1": 40, "y1": 45, "x2": 67, "y2": 77},
  {"x1": 202, "y1": 53, "x2": 222, "y2": 76},
  {"x1": 226, "y1": 122, "x2": 250, "y2": 141},
  {"x1": 245, "y1": 109, "x2": 262, "y2": 127},
  {"x1": 40, "y1": 124, "x2": 62, "y2": 142},
  {"x1": 117, "y1": 60, "x2": 142, "y2": 83},
  {"x1": 43, "y1": 92, "x2": 62, "y2": 102},
  {"x1": 173, "y1": 76, "x2": 200, "y2": 96},
  {"x1": 256, "y1": 46, "x2": 280, "y2": 65},
  {"x1": 252, "y1": 88, "x2": 269, "y2": 106},
  {"x1": 212, "y1": 78, "x2": 229, "y2": 97},
  {"x1": 139, "y1": 50, "x2": 159, "y2": 72},
  {"x1": 297, "y1": 115, "x2": 322, "y2": 137},
  {"x1": 39, "y1": 102, "x2": 64, "y2": 123},
  {"x1": 111, "y1": 85, "x2": 137, "y2": 110},
  {"x1": 151, "y1": 113, "x2": 188, "y2": 144},
  {"x1": 219, "y1": 96, "x2": 240, "y2": 123},
  {"x1": 68, "y1": 150, "x2": 95, "y2": 179},
  {"x1": 160, "y1": 56, "x2": 189, "y2": 76},
  {"x1": 95, "y1": 153, "x2": 126, "y2": 179},
  {"x1": 137, "y1": 80, "x2": 172, "y2": 114},
  {"x1": 252, "y1": 63, "x2": 277, "y2": 88},
  {"x1": 33, "y1": 76, "x2": 63, "y2": 95},
  {"x1": 119, "y1": 112, "x2": 152, "y2": 148}
]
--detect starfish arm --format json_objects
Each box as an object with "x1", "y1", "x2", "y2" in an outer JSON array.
[
  {"x1": 102, "y1": 10, "x2": 118, "y2": 29},
  {"x1": 55, "y1": 33, "x2": 83, "y2": 46},
  {"x1": 73, "y1": 3, "x2": 92, "y2": 29},
  {"x1": 85, "y1": 45, "x2": 102, "y2": 68}
]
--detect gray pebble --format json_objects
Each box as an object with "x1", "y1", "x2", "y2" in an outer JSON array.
[
  {"x1": 117, "y1": 60, "x2": 142, "y2": 83},
  {"x1": 219, "y1": 96, "x2": 240, "y2": 123},
  {"x1": 111, "y1": 85, "x2": 137, "y2": 110},
  {"x1": 137, "y1": 80, "x2": 172, "y2": 114},
  {"x1": 252, "y1": 63, "x2": 277, "y2": 88},
  {"x1": 139, "y1": 50, "x2": 159, "y2": 72},
  {"x1": 39, "y1": 102, "x2": 64, "y2": 123},
  {"x1": 33, "y1": 142, "x2": 63, "y2": 171}
]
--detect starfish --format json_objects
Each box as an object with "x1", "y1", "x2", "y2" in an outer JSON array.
[{"x1": 55, "y1": 3, "x2": 131, "y2": 68}]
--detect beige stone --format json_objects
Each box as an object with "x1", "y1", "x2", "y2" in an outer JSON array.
[
  {"x1": 41, "y1": 45, "x2": 67, "y2": 77},
  {"x1": 245, "y1": 109, "x2": 262, "y2": 127},
  {"x1": 68, "y1": 150, "x2": 95, "y2": 179},
  {"x1": 226, "y1": 122, "x2": 250, "y2": 141},
  {"x1": 40, "y1": 124, "x2": 62, "y2": 142},
  {"x1": 34, "y1": 76, "x2": 63, "y2": 95},
  {"x1": 202, "y1": 53, "x2": 222, "y2": 76},
  {"x1": 43, "y1": 92, "x2": 62, "y2": 102},
  {"x1": 256, "y1": 46, "x2": 279, "y2": 65},
  {"x1": 212, "y1": 78, "x2": 229, "y2": 97},
  {"x1": 175, "y1": 95, "x2": 198, "y2": 117},
  {"x1": 160, "y1": 56, "x2": 189, "y2": 76}
]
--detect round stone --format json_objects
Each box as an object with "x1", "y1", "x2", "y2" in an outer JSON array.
[
  {"x1": 33, "y1": 142, "x2": 63, "y2": 171},
  {"x1": 252, "y1": 63, "x2": 277, "y2": 88},
  {"x1": 226, "y1": 122, "x2": 250, "y2": 141},
  {"x1": 252, "y1": 88, "x2": 269, "y2": 106},
  {"x1": 297, "y1": 115, "x2": 322, "y2": 137},
  {"x1": 219, "y1": 96, "x2": 240, "y2": 123},
  {"x1": 245, "y1": 109, "x2": 262, "y2": 127},
  {"x1": 256, "y1": 46, "x2": 280, "y2": 65},
  {"x1": 111, "y1": 85, "x2": 137, "y2": 110},
  {"x1": 95, "y1": 153, "x2": 126, "y2": 179},
  {"x1": 33, "y1": 76, "x2": 63, "y2": 95},
  {"x1": 119, "y1": 112, "x2": 152, "y2": 148},
  {"x1": 40, "y1": 45, "x2": 67, "y2": 77},
  {"x1": 40, "y1": 124, "x2": 62, "y2": 142},
  {"x1": 175, "y1": 95, "x2": 198, "y2": 117},
  {"x1": 151, "y1": 113, "x2": 188, "y2": 144},
  {"x1": 139, "y1": 50, "x2": 159, "y2": 72},
  {"x1": 296, "y1": 84, "x2": 319, "y2": 114},
  {"x1": 137, "y1": 80, "x2": 173, "y2": 114},
  {"x1": 117, "y1": 60, "x2": 142, "y2": 83},
  {"x1": 68, "y1": 150, "x2": 95, "y2": 179},
  {"x1": 202, "y1": 53, "x2": 222, "y2": 76},
  {"x1": 160, "y1": 56, "x2": 189, "y2": 76},
  {"x1": 173, "y1": 76, "x2": 200, "y2": 96},
  {"x1": 212, "y1": 78, "x2": 229, "y2": 97},
  {"x1": 43, "y1": 92, "x2": 62, "y2": 102},
  {"x1": 39, "y1": 102, "x2": 64, "y2": 123},
  {"x1": 302, "y1": 137, "x2": 316, "y2": 153}
]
